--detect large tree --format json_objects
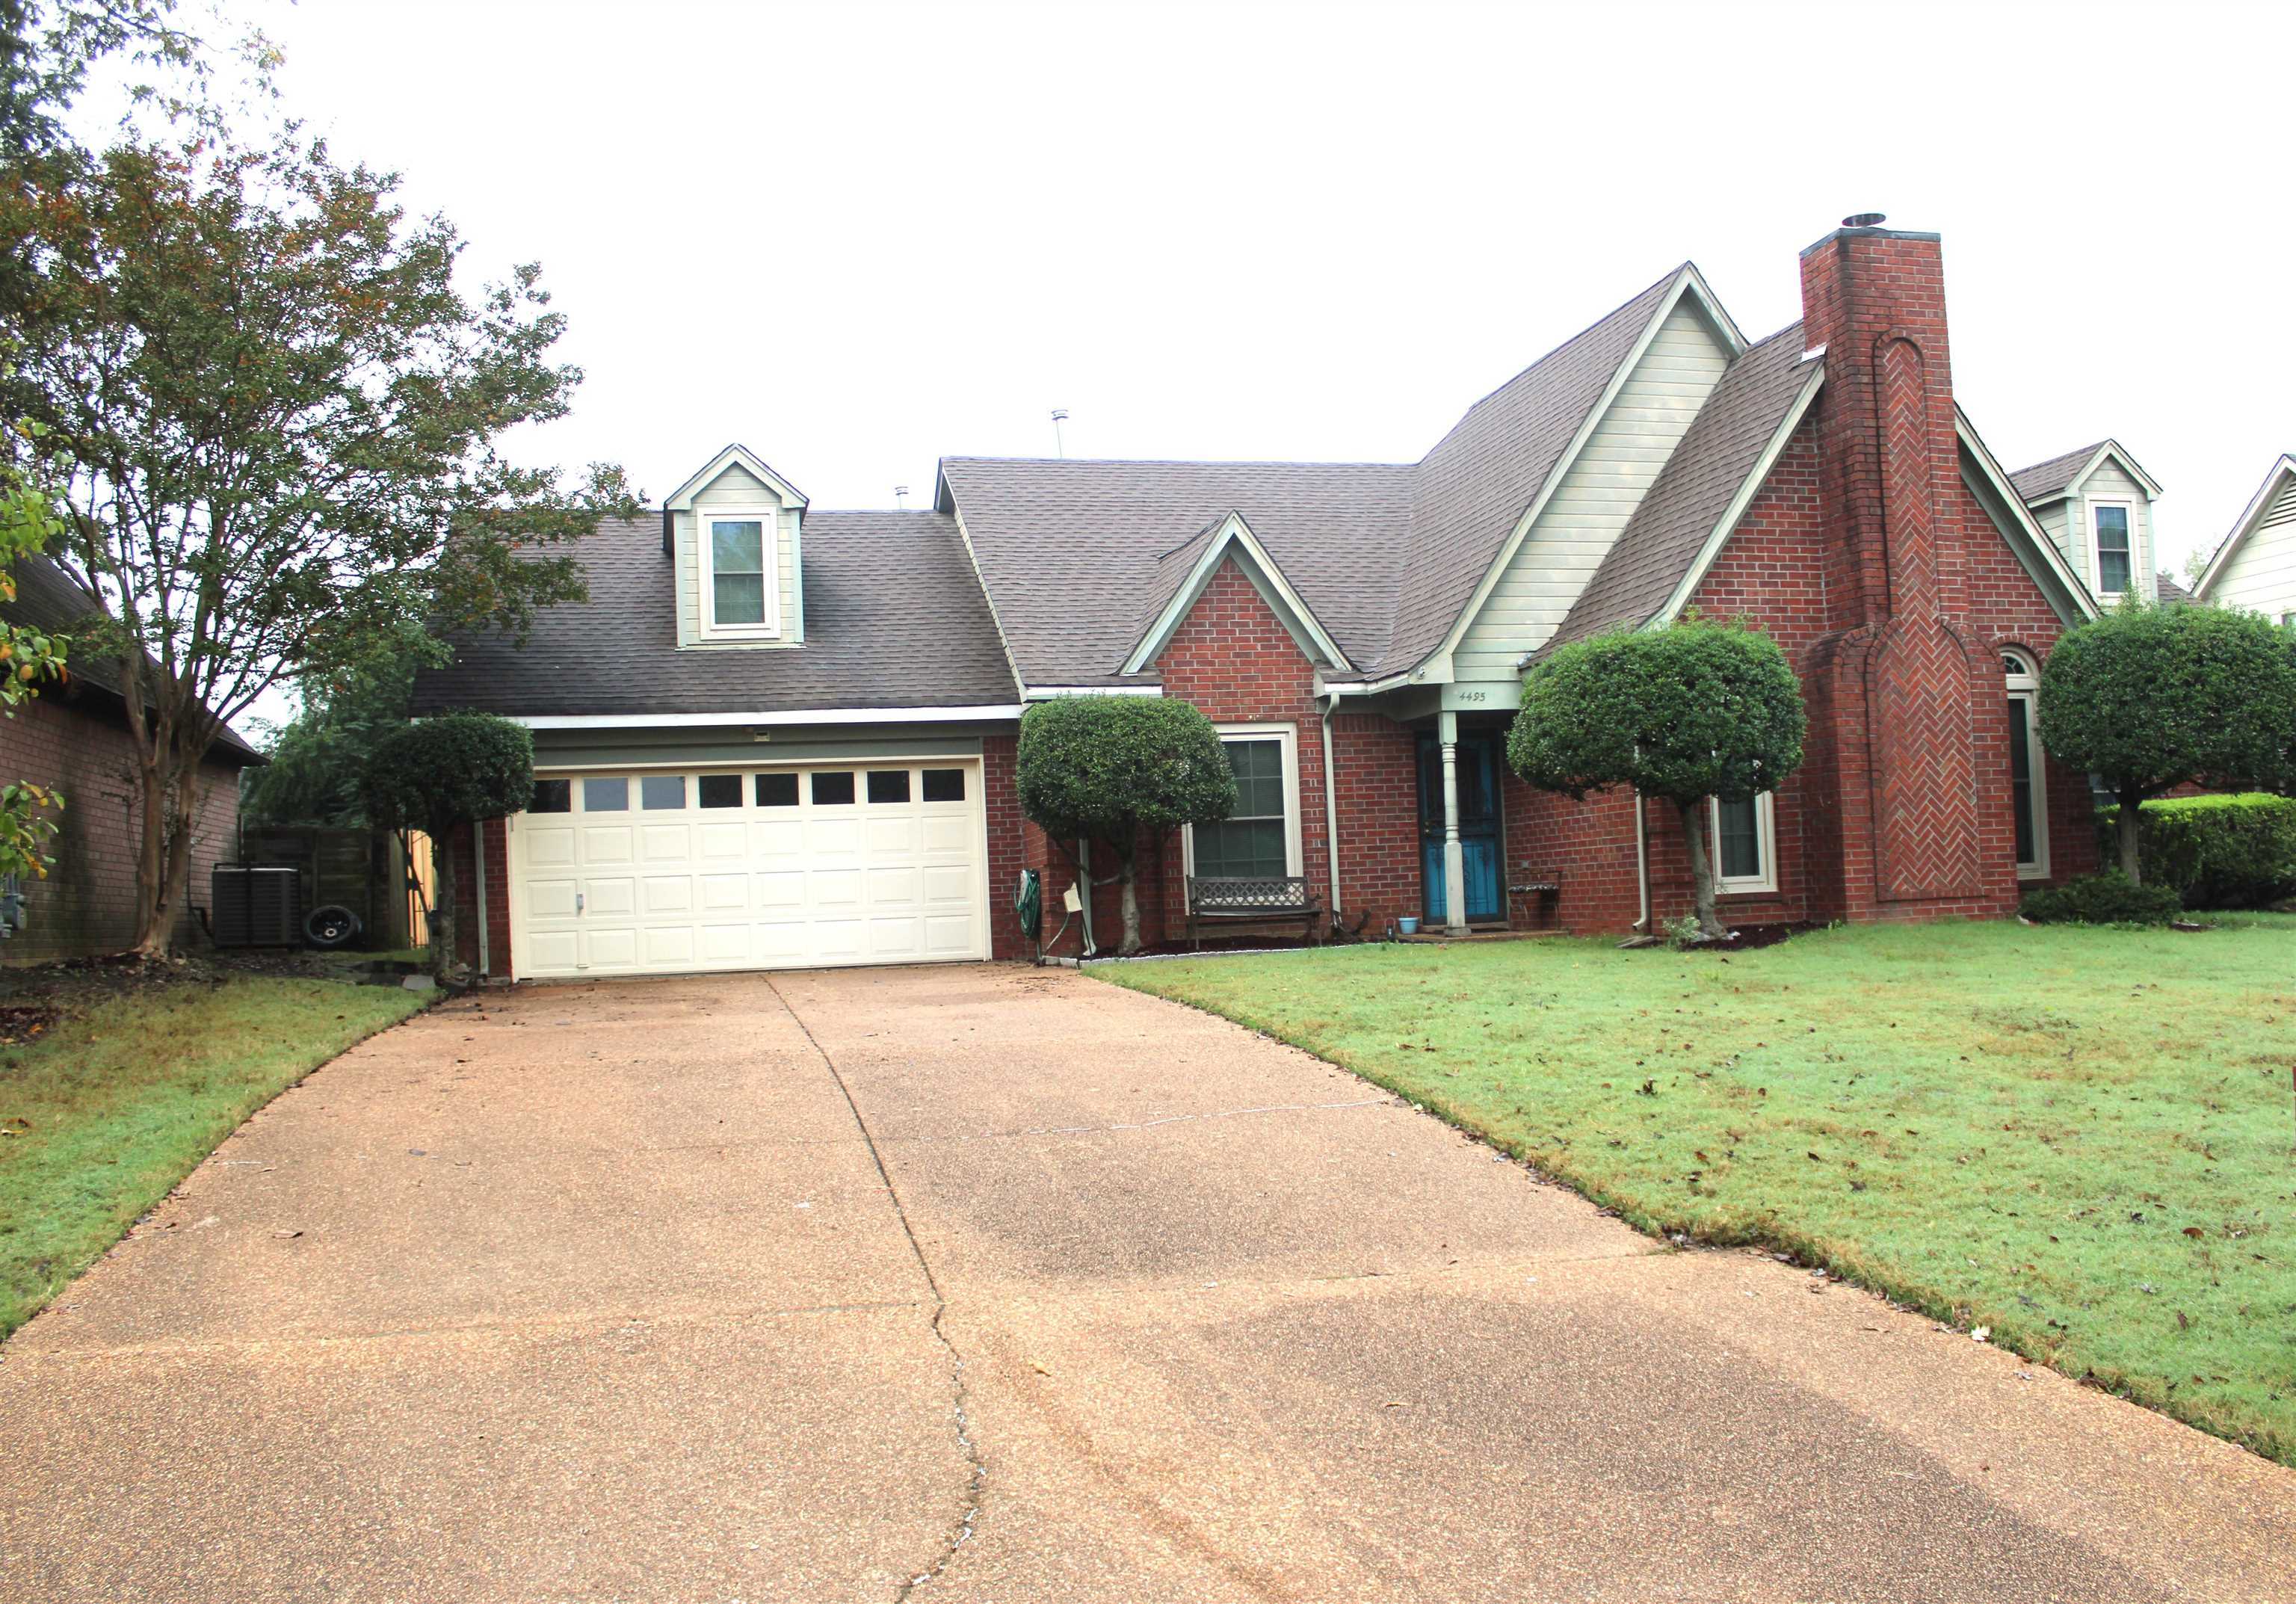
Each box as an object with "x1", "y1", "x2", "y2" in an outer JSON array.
[
  {"x1": 241, "y1": 623, "x2": 437, "y2": 829},
  {"x1": 0, "y1": 129, "x2": 638, "y2": 954},
  {"x1": 2038, "y1": 602, "x2": 2296, "y2": 883},
  {"x1": 1508, "y1": 619, "x2": 1806, "y2": 940},
  {"x1": 1016, "y1": 696, "x2": 1236, "y2": 956}
]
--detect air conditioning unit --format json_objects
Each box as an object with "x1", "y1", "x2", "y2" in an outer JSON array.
[{"x1": 210, "y1": 864, "x2": 301, "y2": 947}]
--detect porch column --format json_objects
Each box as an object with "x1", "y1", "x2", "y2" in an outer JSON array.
[{"x1": 1439, "y1": 709, "x2": 1468, "y2": 934}]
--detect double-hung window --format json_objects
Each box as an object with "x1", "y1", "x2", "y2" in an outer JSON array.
[
  {"x1": 1708, "y1": 792, "x2": 1777, "y2": 894},
  {"x1": 703, "y1": 513, "x2": 776, "y2": 635},
  {"x1": 1188, "y1": 727, "x2": 1300, "y2": 880},
  {"x1": 2089, "y1": 502, "x2": 2134, "y2": 596},
  {"x1": 2002, "y1": 650, "x2": 2048, "y2": 878}
]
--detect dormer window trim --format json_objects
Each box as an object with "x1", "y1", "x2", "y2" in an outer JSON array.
[
  {"x1": 700, "y1": 507, "x2": 783, "y2": 639},
  {"x1": 2086, "y1": 496, "x2": 2138, "y2": 598}
]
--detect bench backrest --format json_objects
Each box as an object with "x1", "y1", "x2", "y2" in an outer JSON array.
[{"x1": 1188, "y1": 875, "x2": 1309, "y2": 911}]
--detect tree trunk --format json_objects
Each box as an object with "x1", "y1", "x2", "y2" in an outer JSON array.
[
  {"x1": 129, "y1": 753, "x2": 197, "y2": 958},
  {"x1": 430, "y1": 823, "x2": 460, "y2": 984},
  {"x1": 1115, "y1": 841, "x2": 1143, "y2": 956},
  {"x1": 1679, "y1": 798, "x2": 1725, "y2": 941},
  {"x1": 2119, "y1": 785, "x2": 2144, "y2": 883}
]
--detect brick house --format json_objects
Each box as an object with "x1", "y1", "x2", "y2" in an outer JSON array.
[
  {"x1": 0, "y1": 555, "x2": 257, "y2": 960},
  {"x1": 417, "y1": 217, "x2": 2119, "y2": 981}
]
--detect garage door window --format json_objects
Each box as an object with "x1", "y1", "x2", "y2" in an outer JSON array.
[
  {"x1": 583, "y1": 777, "x2": 628, "y2": 812},
  {"x1": 641, "y1": 775, "x2": 686, "y2": 809},
  {"x1": 812, "y1": 771, "x2": 856, "y2": 806},
  {"x1": 530, "y1": 779, "x2": 571, "y2": 813},
  {"x1": 756, "y1": 772, "x2": 799, "y2": 806},
  {"x1": 922, "y1": 768, "x2": 965, "y2": 802},
  {"x1": 698, "y1": 774, "x2": 742, "y2": 808},
  {"x1": 867, "y1": 770, "x2": 911, "y2": 804}
]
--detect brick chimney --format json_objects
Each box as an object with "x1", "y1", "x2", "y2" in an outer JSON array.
[{"x1": 1795, "y1": 217, "x2": 1997, "y2": 919}]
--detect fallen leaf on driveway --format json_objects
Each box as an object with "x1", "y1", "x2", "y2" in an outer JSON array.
[{"x1": 273, "y1": 1229, "x2": 303, "y2": 1239}]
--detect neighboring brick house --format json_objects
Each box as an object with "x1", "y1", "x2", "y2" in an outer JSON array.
[
  {"x1": 0, "y1": 556, "x2": 258, "y2": 960},
  {"x1": 418, "y1": 216, "x2": 2120, "y2": 981}
]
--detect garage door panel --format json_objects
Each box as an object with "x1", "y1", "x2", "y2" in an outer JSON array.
[
  {"x1": 811, "y1": 869, "x2": 863, "y2": 909},
  {"x1": 921, "y1": 864, "x2": 972, "y2": 904},
  {"x1": 586, "y1": 877, "x2": 637, "y2": 917},
  {"x1": 921, "y1": 815, "x2": 974, "y2": 855},
  {"x1": 526, "y1": 879, "x2": 580, "y2": 919},
  {"x1": 513, "y1": 761, "x2": 985, "y2": 978},
  {"x1": 523, "y1": 825, "x2": 576, "y2": 868},
  {"x1": 697, "y1": 821, "x2": 748, "y2": 859},
  {"x1": 583, "y1": 928, "x2": 639, "y2": 969}
]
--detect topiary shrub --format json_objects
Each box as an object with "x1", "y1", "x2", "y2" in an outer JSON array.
[
  {"x1": 1509, "y1": 617, "x2": 1805, "y2": 940},
  {"x1": 1016, "y1": 696, "x2": 1236, "y2": 955},
  {"x1": 2018, "y1": 872, "x2": 2185, "y2": 927},
  {"x1": 2097, "y1": 793, "x2": 2296, "y2": 909},
  {"x1": 362, "y1": 712, "x2": 535, "y2": 982}
]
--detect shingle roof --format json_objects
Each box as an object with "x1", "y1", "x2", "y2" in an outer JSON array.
[
  {"x1": 2155, "y1": 570, "x2": 2193, "y2": 604},
  {"x1": 2010, "y1": 442, "x2": 2107, "y2": 503},
  {"x1": 936, "y1": 458, "x2": 1415, "y2": 687},
  {"x1": 1544, "y1": 324, "x2": 1816, "y2": 651},
  {"x1": 410, "y1": 511, "x2": 1018, "y2": 718},
  {"x1": 1381, "y1": 267, "x2": 1685, "y2": 673},
  {"x1": 1, "y1": 555, "x2": 259, "y2": 759}
]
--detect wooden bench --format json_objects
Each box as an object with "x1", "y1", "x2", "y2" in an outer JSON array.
[{"x1": 1185, "y1": 875, "x2": 1323, "y2": 949}]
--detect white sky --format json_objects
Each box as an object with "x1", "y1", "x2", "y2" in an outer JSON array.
[{"x1": 203, "y1": 0, "x2": 2296, "y2": 724}]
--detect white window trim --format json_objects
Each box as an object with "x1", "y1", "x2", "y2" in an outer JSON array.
[
  {"x1": 1182, "y1": 723, "x2": 1304, "y2": 878},
  {"x1": 1708, "y1": 791, "x2": 1777, "y2": 895},
  {"x1": 697, "y1": 506, "x2": 782, "y2": 639},
  {"x1": 2085, "y1": 497, "x2": 2138, "y2": 599},
  {"x1": 2003, "y1": 651, "x2": 2050, "y2": 880}
]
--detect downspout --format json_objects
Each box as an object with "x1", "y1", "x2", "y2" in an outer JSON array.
[
  {"x1": 1075, "y1": 838, "x2": 1097, "y2": 957},
  {"x1": 1632, "y1": 790, "x2": 1651, "y2": 933},
  {"x1": 1320, "y1": 693, "x2": 1343, "y2": 918},
  {"x1": 475, "y1": 818, "x2": 492, "y2": 978}
]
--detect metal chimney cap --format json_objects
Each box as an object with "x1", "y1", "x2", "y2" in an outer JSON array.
[{"x1": 1842, "y1": 212, "x2": 1887, "y2": 228}]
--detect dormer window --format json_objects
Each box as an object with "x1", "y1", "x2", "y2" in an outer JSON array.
[
  {"x1": 2090, "y1": 502, "x2": 2134, "y2": 595},
  {"x1": 664, "y1": 444, "x2": 809, "y2": 649},
  {"x1": 706, "y1": 514, "x2": 775, "y2": 632}
]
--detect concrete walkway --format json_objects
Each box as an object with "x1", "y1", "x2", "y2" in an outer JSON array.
[{"x1": 3, "y1": 966, "x2": 2290, "y2": 1602}]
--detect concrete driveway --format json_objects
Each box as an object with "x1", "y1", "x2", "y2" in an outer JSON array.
[{"x1": 3, "y1": 965, "x2": 2291, "y2": 1602}]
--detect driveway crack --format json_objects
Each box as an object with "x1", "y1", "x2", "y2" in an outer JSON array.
[{"x1": 765, "y1": 976, "x2": 984, "y2": 1598}]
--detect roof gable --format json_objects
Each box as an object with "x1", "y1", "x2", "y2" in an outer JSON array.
[
  {"x1": 2010, "y1": 439, "x2": 2162, "y2": 505},
  {"x1": 1383, "y1": 263, "x2": 1745, "y2": 679},
  {"x1": 1124, "y1": 511, "x2": 1351, "y2": 675},
  {"x1": 1544, "y1": 324, "x2": 1823, "y2": 652},
  {"x1": 2196, "y1": 453, "x2": 2296, "y2": 600},
  {"x1": 664, "y1": 443, "x2": 809, "y2": 511},
  {"x1": 1957, "y1": 412, "x2": 2102, "y2": 624}
]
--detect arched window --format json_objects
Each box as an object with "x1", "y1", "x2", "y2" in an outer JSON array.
[{"x1": 2002, "y1": 650, "x2": 2046, "y2": 877}]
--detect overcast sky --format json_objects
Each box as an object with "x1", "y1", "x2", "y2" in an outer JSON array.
[{"x1": 213, "y1": 0, "x2": 2294, "y2": 721}]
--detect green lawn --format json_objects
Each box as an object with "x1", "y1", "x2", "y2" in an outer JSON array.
[
  {"x1": 1103, "y1": 914, "x2": 2296, "y2": 1464},
  {"x1": 0, "y1": 974, "x2": 424, "y2": 1340}
]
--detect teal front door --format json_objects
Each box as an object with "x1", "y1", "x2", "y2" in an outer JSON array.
[{"x1": 1417, "y1": 733, "x2": 1504, "y2": 924}]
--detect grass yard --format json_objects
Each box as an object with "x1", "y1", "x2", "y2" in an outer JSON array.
[
  {"x1": 1104, "y1": 913, "x2": 2296, "y2": 1464},
  {"x1": 0, "y1": 971, "x2": 424, "y2": 1340}
]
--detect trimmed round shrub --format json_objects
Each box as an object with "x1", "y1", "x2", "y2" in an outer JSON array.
[
  {"x1": 2098, "y1": 793, "x2": 2296, "y2": 910},
  {"x1": 2018, "y1": 872, "x2": 2185, "y2": 927}
]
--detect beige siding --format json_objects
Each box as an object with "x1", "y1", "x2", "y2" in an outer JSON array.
[
  {"x1": 2077, "y1": 460, "x2": 2156, "y2": 603},
  {"x1": 676, "y1": 463, "x2": 802, "y2": 648},
  {"x1": 2213, "y1": 475, "x2": 2296, "y2": 622},
  {"x1": 2033, "y1": 499, "x2": 2070, "y2": 574},
  {"x1": 1452, "y1": 297, "x2": 1732, "y2": 678}
]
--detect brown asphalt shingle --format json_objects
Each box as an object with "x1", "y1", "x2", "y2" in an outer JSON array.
[
  {"x1": 410, "y1": 511, "x2": 1018, "y2": 718},
  {"x1": 1544, "y1": 324, "x2": 1817, "y2": 652},
  {"x1": 2008, "y1": 442, "x2": 2106, "y2": 503},
  {"x1": 936, "y1": 458, "x2": 1415, "y2": 687}
]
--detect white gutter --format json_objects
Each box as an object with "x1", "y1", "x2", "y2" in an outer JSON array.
[
  {"x1": 1320, "y1": 692, "x2": 1343, "y2": 917},
  {"x1": 1633, "y1": 791, "x2": 1650, "y2": 933},
  {"x1": 513, "y1": 704, "x2": 1025, "y2": 730},
  {"x1": 1022, "y1": 684, "x2": 1164, "y2": 699},
  {"x1": 474, "y1": 821, "x2": 492, "y2": 976}
]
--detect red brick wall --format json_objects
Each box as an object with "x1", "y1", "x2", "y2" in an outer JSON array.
[
  {"x1": 1330, "y1": 712, "x2": 1420, "y2": 933},
  {"x1": 0, "y1": 688, "x2": 242, "y2": 961},
  {"x1": 449, "y1": 816, "x2": 513, "y2": 979}
]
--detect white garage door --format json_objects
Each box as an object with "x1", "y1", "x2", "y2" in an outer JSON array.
[{"x1": 507, "y1": 759, "x2": 988, "y2": 978}]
